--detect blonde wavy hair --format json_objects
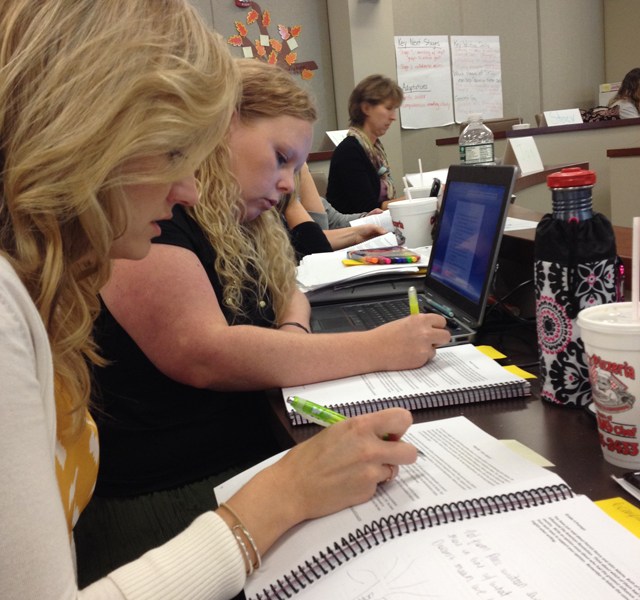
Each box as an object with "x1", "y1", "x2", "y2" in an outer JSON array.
[
  {"x1": 194, "y1": 59, "x2": 317, "y2": 322},
  {"x1": 0, "y1": 0, "x2": 239, "y2": 441}
]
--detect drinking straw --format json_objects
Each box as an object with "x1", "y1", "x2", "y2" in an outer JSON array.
[
  {"x1": 419, "y1": 159, "x2": 424, "y2": 186},
  {"x1": 403, "y1": 176, "x2": 412, "y2": 199},
  {"x1": 633, "y1": 216, "x2": 639, "y2": 320}
]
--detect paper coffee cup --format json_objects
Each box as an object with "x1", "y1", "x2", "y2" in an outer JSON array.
[
  {"x1": 388, "y1": 197, "x2": 437, "y2": 248},
  {"x1": 577, "y1": 302, "x2": 640, "y2": 469}
]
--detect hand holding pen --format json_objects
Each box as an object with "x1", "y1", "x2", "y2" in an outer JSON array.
[{"x1": 287, "y1": 396, "x2": 424, "y2": 469}]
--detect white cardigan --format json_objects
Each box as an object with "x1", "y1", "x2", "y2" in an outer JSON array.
[{"x1": 0, "y1": 256, "x2": 246, "y2": 600}]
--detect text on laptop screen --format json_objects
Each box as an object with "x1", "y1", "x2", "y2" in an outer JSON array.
[{"x1": 429, "y1": 181, "x2": 505, "y2": 304}]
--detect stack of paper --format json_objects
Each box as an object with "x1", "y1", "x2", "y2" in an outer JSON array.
[{"x1": 297, "y1": 232, "x2": 430, "y2": 292}]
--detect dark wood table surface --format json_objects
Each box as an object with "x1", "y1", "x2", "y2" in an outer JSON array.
[{"x1": 266, "y1": 207, "x2": 638, "y2": 506}]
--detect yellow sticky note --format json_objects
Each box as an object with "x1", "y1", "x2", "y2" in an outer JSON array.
[
  {"x1": 341, "y1": 259, "x2": 364, "y2": 267},
  {"x1": 501, "y1": 439, "x2": 554, "y2": 467},
  {"x1": 503, "y1": 365, "x2": 537, "y2": 379},
  {"x1": 595, "y1": 497, "x2": 640, "y2": 538},
  {"x1": 475, "y1": 345, "x2": 506, "y2": 359}
]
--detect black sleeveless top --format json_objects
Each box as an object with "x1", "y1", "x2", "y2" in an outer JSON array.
[{"x1": 91, "y1": 205, "x2": 281, "y2": 496}]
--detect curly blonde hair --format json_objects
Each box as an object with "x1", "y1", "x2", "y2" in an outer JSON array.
[
  {"x1": 0, "y1": 0, "x2": 239, "y2": 440},
  {"x1": 194, "y1": 59, "x2": 317, "y2": 322}
]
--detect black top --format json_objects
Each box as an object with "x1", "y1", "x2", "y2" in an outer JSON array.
[
  {"x1": 287, "y1": 220, "x2": 332, "y2": 261},
  {"x1": 326, "y1": 135, "x2": 381, "y2": 213},
  {"x1": 91, "y1": 205, "x2": 280, "y2": 496}
]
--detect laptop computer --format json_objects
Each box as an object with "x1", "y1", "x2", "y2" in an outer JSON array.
[{"x1": 309, "y1": 164, "x2": 518, "y2": 344}]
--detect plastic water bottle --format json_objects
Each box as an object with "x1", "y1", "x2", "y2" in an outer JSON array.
[{"x1": 459, "y1": 114, "x2": 495, "y2": 165}]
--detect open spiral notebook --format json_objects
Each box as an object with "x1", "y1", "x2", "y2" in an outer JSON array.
[
  {"x1": 214, "y1": 416, "x2": 640, "y2": 600},
  {"x1": 281, "y1": 344, "x2": 531, "y2": 426}
]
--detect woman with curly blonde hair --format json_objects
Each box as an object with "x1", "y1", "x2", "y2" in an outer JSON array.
[
  {"x1": 81, "y1": 59, "x2": 449, "y2": 585},
  {"x1": 1, "y1": 2, "x2": 422, "y2": 599}
]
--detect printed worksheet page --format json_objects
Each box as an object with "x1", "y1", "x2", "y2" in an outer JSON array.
[{"x1": 215, "y1": 416, "x2": 568, "y2": 600}]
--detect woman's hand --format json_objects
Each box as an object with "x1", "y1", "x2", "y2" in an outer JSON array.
[
  {"x1": 368, "y1": 313, "x2": 451, "y2": 371},
  {"x1": 351, "y1": 223, "x2": 387, "y2": 244},
  {"x1": 220, "y1": 408, "x2": 416, "y2": 557}
]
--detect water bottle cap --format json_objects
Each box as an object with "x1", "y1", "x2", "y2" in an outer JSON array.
[
  {"x1": 467, "y1": 113, "x2": 483, "y2": 122},
  {"x1": 547, "y1": 166, "x2": 596, "y2": 188}
]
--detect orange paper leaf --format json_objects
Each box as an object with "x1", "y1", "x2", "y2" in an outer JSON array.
[
  {"x1": 235, "y1": 21, "x2": 248, "y2": 37},
  {"x1": 285, "y1": 52, "x2": 297, "y2": 66},
  {"x1": 301, "y1": 69, "x2": 314, "y2": 80},
  {"x1": 262, "y1": 10, "x2": 271, "y2": 27},
  {"x1": 227, "y1": 35, "x2": 243, "y2": 46},
  {"x1": 270, "y1": 39, "x2": 282, "y2": 52},
  {"x1": 290, "y1": 25, "x2": 302, "y2": 37},
  {"x1": 255, "y1": 42, "x2": 266, "y2": 57},
  {"x1": 267, "y1": 50, "x2": 277, "y2": 65},
  {"x1": 247, "y1": 9, "x2": 258, "y2": 24}
]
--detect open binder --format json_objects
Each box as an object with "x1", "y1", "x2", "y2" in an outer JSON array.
[{"x1": 215, "y1": 416, "x2": 640, "y2": 600}]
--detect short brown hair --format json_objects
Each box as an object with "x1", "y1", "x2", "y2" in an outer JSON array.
[{"x1": 348, "y1": 74, "x2": 403, "y2": 126}]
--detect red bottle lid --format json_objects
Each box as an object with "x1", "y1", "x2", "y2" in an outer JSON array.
[{"x1": 547, "y1": 166, "x2": 596, "y2": 188}]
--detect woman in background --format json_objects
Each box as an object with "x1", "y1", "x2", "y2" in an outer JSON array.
[
  {"x1": 607, "y1": 67, "x2": 640, "y2": 118},
  {"x1": 0, "y1": 2, "x2": 419, "y2": 599},
  {"x1": 326, "y1": 74, "x2": 404, "y2": 214},
  {"x1": 282, "y1": 163, "x2": 387, "y2": 257},
  {"x1": 77, "y1": 58, "x2": 449, "y2": 586}
]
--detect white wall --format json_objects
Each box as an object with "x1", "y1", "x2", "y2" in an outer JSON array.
[{"x1": 194, "y1": 0, "x2": 606, "y2": 176}]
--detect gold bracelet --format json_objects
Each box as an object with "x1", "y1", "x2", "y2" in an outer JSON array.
[
  {"x1": 220, "y1": 502, "x2": 262, "y2": 572},
  {"x1": 231, "y1": 527, "x2": 254, "y2": 575},
  {"x1": 277, "y1": 321, "x2": 310, "y2": 334}
]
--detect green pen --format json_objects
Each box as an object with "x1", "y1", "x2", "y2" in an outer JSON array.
[
  {"x1": 286, "y1": 395, "x2": 424, "y2": 455},
  {"x1": 286, "y1": 395, "x2": 346, "y2": 427}
]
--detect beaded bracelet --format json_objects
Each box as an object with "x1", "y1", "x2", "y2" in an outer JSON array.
[
  {"x1": 220, "y1": 502, "x2": 262, "y2": 573},
  {"x1": 277, "y1": 321, "x2": 310, "y2": 334}
]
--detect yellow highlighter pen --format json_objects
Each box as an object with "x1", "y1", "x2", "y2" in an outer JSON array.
[{"x1": 408, "y1": 285, "x2": 420, "y2": 315}]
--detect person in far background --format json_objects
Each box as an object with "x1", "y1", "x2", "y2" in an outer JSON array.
[
  {"x1": 326, "y1": 74, "x2": 404, "y2": 214},
  {"x1": 283, "y1": 162, "x2": 387, "y2": 256},
  {"x1": 607, "y1": 67, "x2": 640, "y2": 118}
]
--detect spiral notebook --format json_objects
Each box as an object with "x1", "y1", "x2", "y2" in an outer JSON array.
[
  {"x1": 282, "y1": 343, "x2": 530, "y2": 426},
  {"x1": 214, "y1": 416, "x2": 640, "y2": 600}
]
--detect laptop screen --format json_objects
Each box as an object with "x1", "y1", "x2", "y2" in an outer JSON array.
[{"x1": 424, "y1": 165, "x2": 517, "y2": 328}]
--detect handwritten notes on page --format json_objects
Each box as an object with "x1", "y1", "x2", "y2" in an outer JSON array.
[
  {"x1": 451, "y1": 36, "x2": 503, "y2": 123},
  {"x1": 394, "y1": 36, "x2": 454, "y2": 128},
  {"x1": 394, "y1": 35, "x2": 504, "y2": 128}
]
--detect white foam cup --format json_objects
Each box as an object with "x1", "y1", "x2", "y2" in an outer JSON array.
[
  {"x1": 403, "y1": 185, "x2": 434, "y2": 200},
  {"x1": 388, "y1": 197, "x2": 438, "y2": 248},
  {"x1": 577, "y1": 302, "x2": 640, "y2": 468}
]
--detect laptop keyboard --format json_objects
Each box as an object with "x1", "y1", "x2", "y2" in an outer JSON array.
[
  {"x1": 343, "y1": 298, "x2": 411, "y2": 329},
  {"x1": 342, "y1": 298, "x2": 465, "y2": 334}
]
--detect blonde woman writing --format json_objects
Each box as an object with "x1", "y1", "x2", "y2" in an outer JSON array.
[
  {"x1": 0, "y1": 2, "x2": 419, "y2": 599},
  {"x1": 77, "y1": 59, "x2": 449, "y2": 585}
]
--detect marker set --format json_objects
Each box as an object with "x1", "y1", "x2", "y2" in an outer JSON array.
[{"x1": 346, "y1": 246, "x2": 421, "y2": 265}]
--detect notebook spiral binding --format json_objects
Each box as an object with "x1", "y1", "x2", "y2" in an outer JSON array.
[
  {"x1": 252, "y1": 484, "x2": 573, "y2": 600},
  {"x1": 288, "y1": 380, "x2": 532, "y2": 426}
]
